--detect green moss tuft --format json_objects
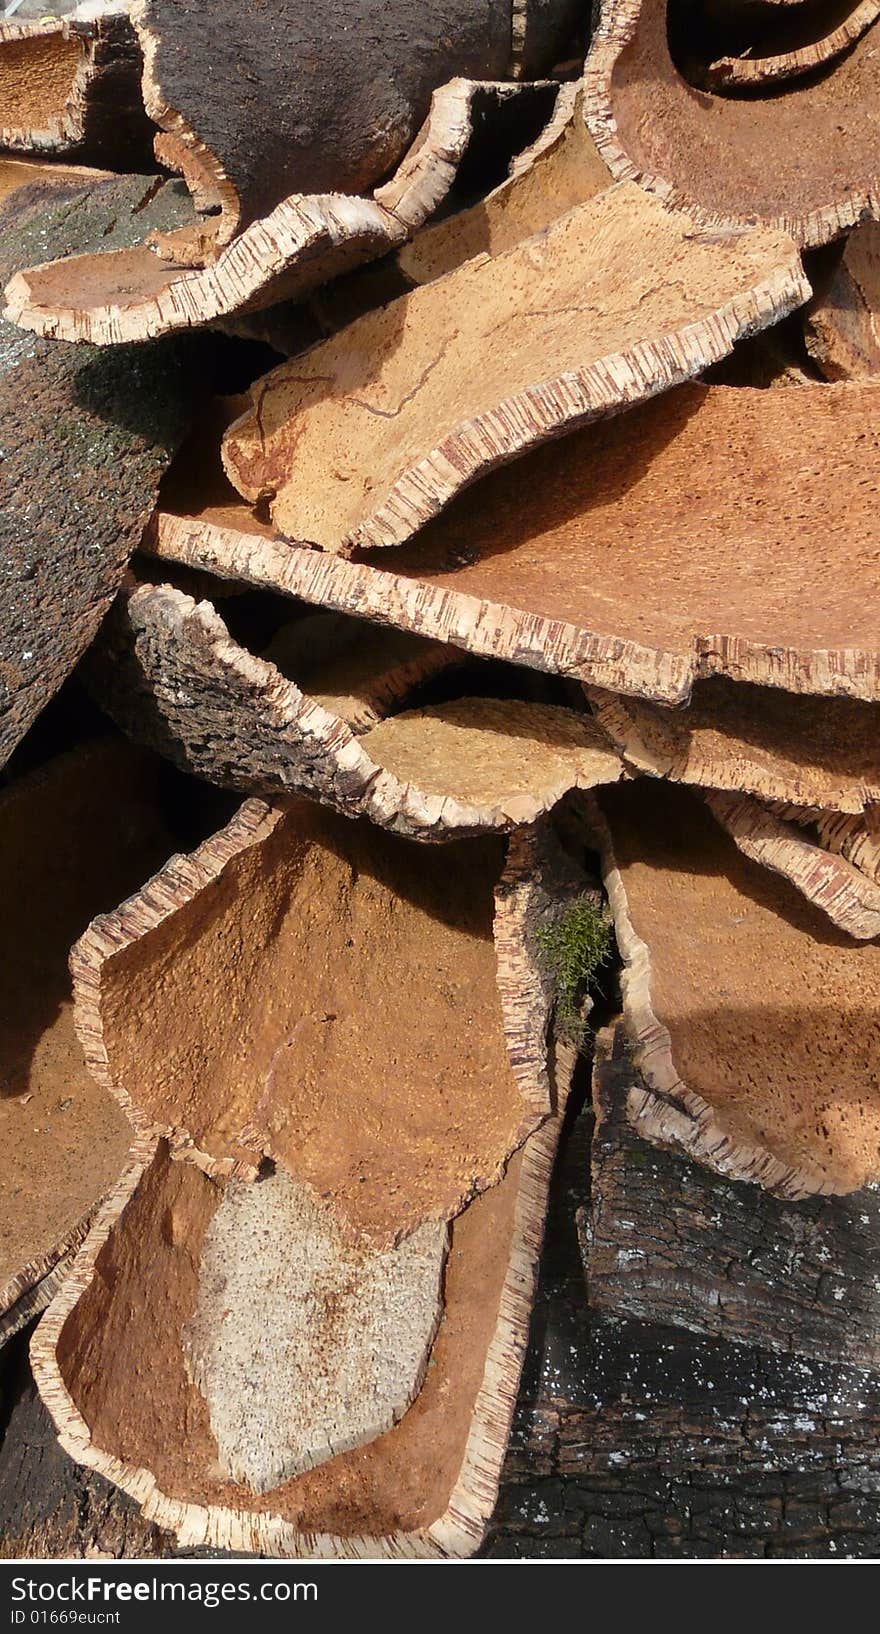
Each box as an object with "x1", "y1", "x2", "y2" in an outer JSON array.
[{"x1": 535, "y1": 896, "x2": 613, "y2": 1045}]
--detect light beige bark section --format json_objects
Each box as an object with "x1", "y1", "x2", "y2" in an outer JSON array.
[
  {"x1": 221, "y1": 187, "x2": 806, "y2": 553},
  {"x1": 183, "y1": 1168, "x2": 447, "y2": 1491},
  {"x1": 704, "y1": 3, "x2": 880, "y2": 89}
]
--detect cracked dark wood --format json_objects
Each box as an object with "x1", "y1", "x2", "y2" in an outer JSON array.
[{"x1": 0, "y1": 164, "x2": 194, "y2": 767}]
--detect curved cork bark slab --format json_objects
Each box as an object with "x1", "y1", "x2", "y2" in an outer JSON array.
[
  {"x1": 588, "y1": 679, "x2": 880, "y2": 813},
  {"x1": 151, "y1": 377, "x2": 880, "y2": 705},
  {"x1": 779, "y1": 804, "x2": 880, "y2": 891},
  {"x1": 0, "y1": 8, "x2": 150, "y2": 167},
  {"x1": 0, "y1": 739, "x2": 177, "y2": 1347},
  {"x1": 262, "y1": 615, "x2": 465, "y2": 733},
  {"x1": 87, "y1": 581, "x2": 624, "y2": 837},
  {"x1": 582, "y1": 0, "x2": 880, "y2": 246},
  {"x1": 4, "y1": 77, "x2": 569, "y2": 344},
  {"x1": 32, "y1": 1063, "x2": 569, "y2": 1557},
  {"x1": 588, "y1": 780, "x2": 880, "y2": 1198},
  {"x1": 69, "y1": 795, "x2": 572, "y2": 1243},
  {"x1": 806, "y1": 222, "x2": 880, "y2": 380},
  {"x1": 0, "y1": 160, "x2": 193, "y2": 767},
  {"x1": 221, "y1": 188, "x2": 805, "y2": 553},
  {"x1": 130, "y1": 0, "x2": 578, "y2": 244},
  {"x1": 397, "y1": 81, "x2": 610, "y2": 286},
  {"x1": 705, "y1": 789, "x2": 880, "y2": 940},
  {"x1": 182, "y1": 1170, "x2": 448, "y2": 1491},
  {"x1": 700, "y1": 1, "x2": 880, "y2": 89}
]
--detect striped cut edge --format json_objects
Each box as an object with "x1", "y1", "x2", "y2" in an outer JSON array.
[
  {"x1": 30, "y1": 1072, "x2": 571, "y2": 1557},
  {"x1": 581, "y1": 0, "x2": 880, "y2": 249}
]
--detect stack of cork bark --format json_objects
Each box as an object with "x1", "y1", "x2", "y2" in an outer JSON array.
[{"x1": 1, "y1": 0, "x2": 880, "y2": 1560}]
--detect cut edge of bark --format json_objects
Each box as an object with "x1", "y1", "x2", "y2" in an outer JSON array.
[
  {"x1": 146, "y1": 508, "x2": 880, "y2": 706},
  {"x1": 0, "y1": 13, "x2": 138, "y2": 154},
  {"x1": 89, "y1": 580, "x2": 625, "y2": 839},
  {"x1": 702, "y1": 1, "x2": 880, "y2": 89},
  {"x1": 705, "y1": 790, "x2": 880, "y2": 940}
]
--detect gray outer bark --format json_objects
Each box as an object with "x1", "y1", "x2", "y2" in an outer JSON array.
[{"x1": 0, "y1": 173, "x2": 195, "y2": 766}]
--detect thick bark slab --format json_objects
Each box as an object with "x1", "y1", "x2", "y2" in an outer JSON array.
[
  {"x1": 151, "y1": 379, "x2": 880, "y2": 705},
  {"x1": 263, "y1": 614, "x2": 465, "y2": 732},
  {"x1": 131, "y1": 0, "x2": 578, "y2": 243},
  {"x1": 583, "y1": 1022, "x2": 880, "y2": 1369},
  {"x1": 583, "y1": 0, "x2": 880, "y2": 247},
  {"x1": 805, "y1": 223, "x2": 880, "y2": 380},
  {"x1": 5, "y1": 78, "x2": 571, "y2": 344},
  {"x1": 32, "y1": 1063, "x2": 570, "y2": 1556},
  {"x1": 69, "y1": 797, "x2": 580, "y2": 1244},
  {"x1": 0, "y1": 160, "x2": 193, "y2": 766},
  {"x1": 86, "y1": 581, "x2": 624, "y2": 838},
  {"x1": 0, "y1": 739, "x2": 177, "y2": 1348},
  {"x1": 397, "y1": 81, "x2": 609, "y2": 286},
  {"x1": 588, "y1": 679, "x2": 880, "y2": 812},
  {"x1": 706, "y1": 790, "x2": 880, "y2": 940},
  {"x1": 772, "y1": 802, "x2": 880, "y2": 892},
  {"x1": 587, "y1": 779, "x2": 880, "y2": 1198},
  {"x1": 221, "y1": 191, "x2": 805, "y2": 554},
  {"x1": 0, "y1": 8, "x2": 150, "y2": 167}
]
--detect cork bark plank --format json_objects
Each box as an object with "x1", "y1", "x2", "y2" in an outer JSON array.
[
  {"x1": 0, "y1": 739, "x2": 177, "y2": 1348},
  {"x1": 0, "y1": 8, "x2": 151, "y2": 168},
  {"x1": 86, "y1": 580, "x2": 624, "y2": 838},
  {"x1": 587, "y1": 779, "x2": 880, "y2": 1199},
  {"x1": 582, "y1": 0, "x2": 880, "y2": 246},
  {"x1": 220, "y1": 190, "x2": 806, "y2": 554},
  {"x1": 0, "y1": 160, "x2": 194, "y2": 766},
  {"x1": 587, "y1": 679, "x2": 880, "y2": 813},
  {"x1": 805, "y1": 223, "x2": 880, "y2": 380},
  {"x1": 700, "y1": 1, "x2": 880, "y2": 89},
  {"x1": 32, "y1": 1066, "x2": 570, "y2": 1556},
  {"x1": 582, "y1": 1022, "x2": 880, "y2": 1371},
  {"x1": 151, "y1": 379, "x2": 880, "y2": 705},
  {"x1": 68, "y1": 796, "x2": 575, "y2": 1244},
  {"x1": 705, "y1": 789, "x2": 880, "y2": 940},
  {"x1": 4, "y1": 73, "x2": 580, "y2": 343}
]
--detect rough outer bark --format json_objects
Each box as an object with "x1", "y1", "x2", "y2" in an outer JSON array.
[
  {"x1": 582, "y1": 1023, "x2": 880, "y2": 1370},
  {"x1": 0, "y1": 164, "x2": 194, "y2": 766},
  {"x1": 0, "y1": 13, "x2": 151, "y2": 168},
  {"x1": 0, "y1": 1332, "x2": 170, "y2": 1561},
  {"x1": 151, "y1": 377, "x2": 880, "y2": 706},
  {"x1": 805, "y1": 223, "x2": 880, "y2": 380},
  {"x1": 133, "y1": 0, "x2": 578, "y2": 241},
  {"x1": 221, "y1": 192, "x2": 806, "y2": 554},
  {"x1": 84, "y1": 581, "x2": 624, "y2": 840},
  {"x1": 4, "y1": 79, "x2": 557, "y2": 345},
  {"x1": 582, "y1": 0, "x2": 880, "y2": 247}
]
